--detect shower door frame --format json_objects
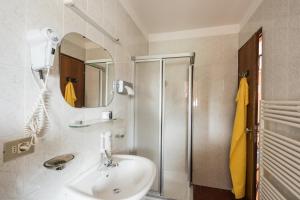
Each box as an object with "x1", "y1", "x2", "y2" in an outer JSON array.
[{"x1": 132, "y1": 52, "x2": 195, "y2": 197}]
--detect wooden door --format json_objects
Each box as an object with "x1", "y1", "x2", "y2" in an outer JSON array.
[
  {"x1": 60, "y1": 53, "x2": 85, "y2": 108},
  {"x1": 238, "y1": 29, "x2": 262, "y2": 200}
]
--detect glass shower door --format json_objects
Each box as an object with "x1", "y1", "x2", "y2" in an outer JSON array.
[
  {"x1": 162, "y1": 58, "x2": 191, "y2": 199},
  {"x1": 134, "y1": 55, "x2": 193, "y2": 199},
  {"x1": 134, "y1": 61, "x2": 162, "y2": 193}
]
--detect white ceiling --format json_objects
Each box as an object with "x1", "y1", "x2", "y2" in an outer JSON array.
[{"x1": 120, "y1": 0, "x2": 258, "y2": 35}]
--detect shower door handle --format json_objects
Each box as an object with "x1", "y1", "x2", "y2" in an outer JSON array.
[
  {"x1": 246, "y1": 126, "x2": 258, "y2": 134},
  {"x1": 187, "y1": 64, "x2": 193, "y2": 185}
]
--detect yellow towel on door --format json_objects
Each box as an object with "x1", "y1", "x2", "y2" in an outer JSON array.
[
  {"x1": 64, "y1": 81, "x2": 77, "y2": 107},
  {"x1": 230, "y1": 77, "x2": 249, "y2": 199}
]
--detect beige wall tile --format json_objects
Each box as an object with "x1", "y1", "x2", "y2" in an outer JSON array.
[{"x1": 0, "y1": 0, "x2": 148, "y2": 199}]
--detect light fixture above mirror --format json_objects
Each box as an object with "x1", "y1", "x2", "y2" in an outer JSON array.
[{"x1": 58, "y1": 32, "x2": 115, "y2": 108}]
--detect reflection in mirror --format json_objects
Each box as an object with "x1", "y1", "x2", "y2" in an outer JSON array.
[{"x1": 59, "y1": 33, "x2": 115, "y2": 108}]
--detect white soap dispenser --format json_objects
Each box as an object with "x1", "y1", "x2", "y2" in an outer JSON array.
[
  {"x1": 104, "y1": 131, "x2": 112, "y2": 156},
  {"x1": 100, "y1": 133, "x2": 106, "y2": 163},
  {"x1": 100, "y1": 131, "x2": 112, "y2": 164}
]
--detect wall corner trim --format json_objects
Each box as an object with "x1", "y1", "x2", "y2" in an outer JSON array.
[{"x1": 148, "y1": 24, "x2": 240, "y2": 42}]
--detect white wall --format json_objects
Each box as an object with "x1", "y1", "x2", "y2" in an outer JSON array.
[
  {"x1": 149, "y1": 34, "x2": 239, "y2": 190},
  {"x1": 85, "y1": 47, "x2": 110, "y2": 60},
  {"x1": 0, "y1": 0, "x2": 147, "y2": 200},
  {"x1": 61, "y1": 40, "x2": 86, "y2": 61},
  {"x1": 240, "y1": 0, "x2": 300, "y2": 199},
  {"x1": 240, "y1": 0, "x2": 300, "y2": 100}
]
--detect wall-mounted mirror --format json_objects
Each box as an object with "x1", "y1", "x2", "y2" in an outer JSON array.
[{"x1": 59, "y1": 33, "x2": 115, "y2": 108}]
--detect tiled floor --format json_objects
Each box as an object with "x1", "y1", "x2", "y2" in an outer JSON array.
[
  {"x1": 163, "y1": 170, "x2": 191, "y2": 199},
  {"x1": 193, "y1": 185, "x2": 235, "y2": 200}
]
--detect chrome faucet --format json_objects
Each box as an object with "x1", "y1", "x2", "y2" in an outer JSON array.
[
  {"x1": 100, "y1": 132, "x2": 118, "y2": 168},
  {"x1": 103, "y1": 150, "x2": 118, "y2": 168},
  {"x1": 104, "y1": 150, "x2": 112, "y2": 166}
]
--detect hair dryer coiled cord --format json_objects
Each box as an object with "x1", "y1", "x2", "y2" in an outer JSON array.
[{"x1": 24, "y1": 68, "x2": 50, "y2": 147}]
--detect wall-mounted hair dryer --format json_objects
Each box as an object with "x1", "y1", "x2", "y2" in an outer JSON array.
[
  {"x1": 27, "y1": 27, "x2": 60, "y2": 71},
  {"x1": 24, "y1": 28, "x2": 60, "y2": 146}
]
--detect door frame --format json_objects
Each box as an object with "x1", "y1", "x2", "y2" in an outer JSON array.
[
  {"x1": 238, "y1": 28, "x2": 262, "y2": 200},
  {"x1": 132, "y1": 53, "x2": 195, "y2": 197}
]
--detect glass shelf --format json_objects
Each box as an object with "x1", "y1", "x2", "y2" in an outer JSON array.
[{"x1": 69, "y1": 118, "x2": 117, "y2": 128}]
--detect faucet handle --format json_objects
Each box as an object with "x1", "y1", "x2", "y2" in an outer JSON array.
[{"x1": 104, "y1": 150, "x2": 111, "y2": 159}]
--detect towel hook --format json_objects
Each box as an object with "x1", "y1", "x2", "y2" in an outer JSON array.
[
  {"x1": 66, "y1": 77, "x2": 77, "y2": 83},
  {"x1": 239, "y1": 70, "x2": 249, "y2": 78}
]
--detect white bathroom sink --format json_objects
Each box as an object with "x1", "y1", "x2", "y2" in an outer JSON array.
[{"x1": 65, "y1": 155, "x2": 156, "y2": 200}]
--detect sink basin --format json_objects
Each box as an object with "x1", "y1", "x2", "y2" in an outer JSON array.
[{"x1": 65, "y1": 155, "x2": 156, "y2": 200}]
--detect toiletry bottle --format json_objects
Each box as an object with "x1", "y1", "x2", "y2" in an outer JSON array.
[
  {"x1": 100, "y1": 133, "x2": 106, "y2": 163},
  {"x1": 104, "y1": 131, "x2": 112, "y2": 157}
]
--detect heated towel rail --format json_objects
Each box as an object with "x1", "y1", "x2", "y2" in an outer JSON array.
[{"x1": 259, "y1": 100, "x2": 300, "y2": 200}]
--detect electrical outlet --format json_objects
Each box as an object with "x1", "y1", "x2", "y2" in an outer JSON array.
[
  {"x1": 3, "y1": 137, "x2": 34, "y2": 162},
  {"x1": 11, "y1": 145, "x2": 17, "y2": 154}
]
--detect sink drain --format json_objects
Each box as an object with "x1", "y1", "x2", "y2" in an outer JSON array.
[{"x1": 113, "y1": 188, "x2": 121, "y2": 194}]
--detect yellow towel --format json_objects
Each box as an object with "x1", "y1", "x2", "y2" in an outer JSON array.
[
  {"x1": 230, "y1": 77, "x2": 249, "y2": 199},
  {"x1": 64, "y1": 81, "x2": 77, "y2": 107}
]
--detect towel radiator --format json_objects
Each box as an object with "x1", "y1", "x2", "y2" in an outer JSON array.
[{"x1": 259, "y1": 100, "x2": 300, "y2": 200}]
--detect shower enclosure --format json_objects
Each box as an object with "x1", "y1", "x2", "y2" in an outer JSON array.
[{"x1": 132, "y1": 53, "x2": 195, "y2": 199}]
